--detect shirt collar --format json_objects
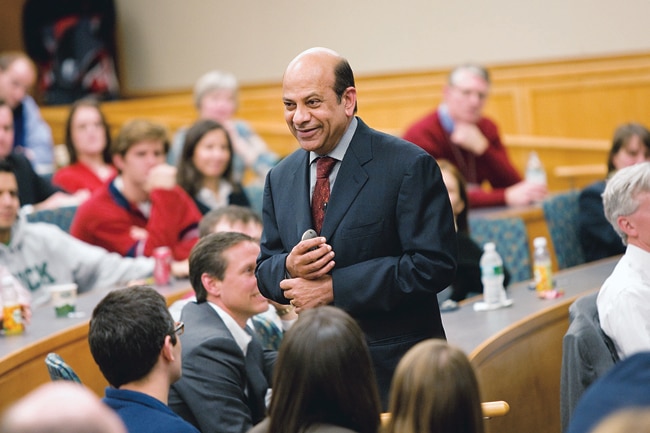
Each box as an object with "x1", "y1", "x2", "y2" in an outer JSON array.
[
  {"x1": 309, "y1": 117, "x2": 358, "y2": 164},
  {"x1": 438, "y1": 103, "x2": 455, "y2": 134},
  {"x1": 208, "y1": 302, "x2": 252, "y2": 355}
]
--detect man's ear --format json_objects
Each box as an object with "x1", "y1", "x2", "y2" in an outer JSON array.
[
  {"x1": 112, "y1": 153, "x2": 124, "y2": 172},
  {"x1": 161, "y1": 335, "x2": 175, "y2": 362},
  {"x1": 201, "y1": 273, "x2": 221, "y2": 298},
  {"x1": 617, "y1": 215, "x2": 637, "y2": 238}
]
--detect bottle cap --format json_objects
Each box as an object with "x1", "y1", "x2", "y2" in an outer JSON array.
[
  {"x1": 483, "y1": 242, "x2": 496, "y2": 251},
  {"x1": 533, "y1": 237, "x2": 547, "y2": 248}
]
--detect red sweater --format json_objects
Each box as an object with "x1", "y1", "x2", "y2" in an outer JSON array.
[
  {"x1": 403, "y1": 110, "x2": 522, "y2": 207},
  {"x1": 70, "y1": 180, "x2": 201, "y2": 260},
  {"x1": 52, "y1": 162, "x2": 117, "y2": 193}
]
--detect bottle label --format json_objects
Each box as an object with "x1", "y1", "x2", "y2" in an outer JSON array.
[
  {"x1": 534, "y1": 263, "x2": 553, "y2": 292},
  {"x1": 3, "y1": 304, "x2": 24, "y2": 335},
  {"x1": 481, "y1": 265, "x2": 504, "y2": 277}
]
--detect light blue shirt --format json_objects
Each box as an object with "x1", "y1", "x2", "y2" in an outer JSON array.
[{"x1": 308, "y1": 117, "x2": 358, "y2": 201}]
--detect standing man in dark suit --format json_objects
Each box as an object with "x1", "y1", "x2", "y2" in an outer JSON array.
[
  {"x1": 169, "y1": 232, "x2": 276, "y2": 433},
  {"x1": 256, "y1": 47, "x2": 457, "y2": 406}
]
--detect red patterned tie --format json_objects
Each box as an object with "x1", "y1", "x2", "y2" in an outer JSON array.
[{"x1": 312, "y1": 156, "x2": 337, "y2": 234}]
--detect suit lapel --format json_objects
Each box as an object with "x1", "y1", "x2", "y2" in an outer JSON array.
[{"x1": 321, "y1": 120, "x2": 372, "y2": 238}]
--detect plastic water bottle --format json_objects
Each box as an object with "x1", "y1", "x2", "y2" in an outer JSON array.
[
  {"x1": 480, "y1": 242, "x2": 505, "y2": 306},
  {"x1": 525, "y1": 151, "x2": 547, "y2": 186},
  {"x1": 533, "y1": 237, "x2": 553, "y2": 292}
]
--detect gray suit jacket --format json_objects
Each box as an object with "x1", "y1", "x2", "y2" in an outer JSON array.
[{"x1": 169, "y1": 302, "x2": 277, "y2": 433}]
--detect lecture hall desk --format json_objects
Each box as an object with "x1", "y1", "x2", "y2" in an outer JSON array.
[
  {"x1": 0, "y1": 281, "x2": 192, "y2": 414},
  {"x1": 0, "y1": 258, "x2": 619, "y2": 433},
  {"x1": 443, "y1": 256, "x2": 619, "y2": 433}
]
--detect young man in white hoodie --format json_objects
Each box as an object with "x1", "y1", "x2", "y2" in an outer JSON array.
[{"x1": 0, "y1": 159, "x2": 158, "y2": 298}]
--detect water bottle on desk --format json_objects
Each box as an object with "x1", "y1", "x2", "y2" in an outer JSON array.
[
  {"x1": 533, "y1": 237, "x2": 553, "y2": 293},
  {"x1": 525, "y1": 151, "x2": 547, "y2": 186},
  {"x1": 480, "y1": 242, "x2": 505, "y2": 307}
]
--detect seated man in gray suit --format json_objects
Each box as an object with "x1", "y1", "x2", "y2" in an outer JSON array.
[{"x1": 169, "y1": 232, "x2": 276, "y2": 433}]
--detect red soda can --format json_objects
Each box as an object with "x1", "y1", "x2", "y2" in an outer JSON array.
[{"x1": 153, "y1": 246, "x2": 172, "y2": 285}]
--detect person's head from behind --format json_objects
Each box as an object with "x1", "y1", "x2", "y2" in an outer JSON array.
[
  {"x1": 177, "y1": 119, "x2": 234, "y2": 197},
  {"x1": 603, "y1": 161, "x2": 650, "y2": 247},
  {"x1": 198, "y1": 205, "x2": 262, "y2": 238},
  {"x1": 65, "y1": 98, "x2": 112, "y2": 165},
  {"x1": 0, "y1": 99, "x2": 14, "y2": 160},
  {"x1": 110, "y1": 119, "x2": 169, "y2": 182},
  {"x1": 0, "y1": 52, "x2": 36, "y2": 110},
  {"x1": 189, "y1": 232, "x2": 268, "y2": 327},
  {"x1": 386, "y1": 339, "x2": 484, "y2": 433},
  {"x1": 194, "y1": 70, "x2": 238, "y2": 122},
  {"x1": 88, "y1": 286, "x2": 183, "y2": 388},
  {"x1": 438, "y1": 159, "x2": 469, "y2": 233},
  {"x1": 282, "y1": 47, "x2": 357, "y2": 156},
  {"x1": 0, "y1": 381, "x2": 126, "y2": 433},
  {"x1": 0, "y1": 160, "x2": 19, "y2": 244},
  {"x1": 606, "y1": 123, "x2": 650, "y2": 174},
  {"x1": 268, "y1": 305, "x2": 381, "y2": 433},
  {"x1": 444, "y1": 64, "x2": 490, "y2": 125}
]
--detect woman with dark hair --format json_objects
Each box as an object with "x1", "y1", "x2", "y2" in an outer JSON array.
[
  {"x1": 384, "y1": 339, "x2": 485, "y2": 433},
  {"x1": 437, "y1": 160, "x2": 509, "y2": 306},
  {"x1": 176, "y1": 119, "x2": 250, "y2": 214},
  {"x1": 249, "y1": 306, "x2": 381, "y2": 433},
  {"x1": 579, "y1": 123, "x2": 650, "y2": 262},
  {"x1": 52, "y1": 98, "x2": 116, "y2": 194}
]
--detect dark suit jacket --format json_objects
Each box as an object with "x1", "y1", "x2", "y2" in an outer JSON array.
[
  {"x1": 168, "y1": 302, "x2": 276, "y2": 433},
  {"x1": 578, "y1": 180, "x2": 625, "y2": 262},
  {"x1": 256, "y1": 118, "x2": 457, "y2": 404}
]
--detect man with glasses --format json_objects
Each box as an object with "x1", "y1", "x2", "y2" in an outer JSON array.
[
  {"x1": 403, "y1": 63, "x2": 547, "y2": 207},
  {"x1": 88, "y1": 286, "x2": 199, "y2": 433},
  {"x1": 169, "y1": 232, "x2": 276, "y2": 433}
]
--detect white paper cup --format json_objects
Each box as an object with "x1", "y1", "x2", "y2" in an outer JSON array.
[{"x1": 48, "y1": 284, "x2": 78, "y2": 318}]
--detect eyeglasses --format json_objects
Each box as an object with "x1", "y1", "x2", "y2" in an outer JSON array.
[{"x1": 172, "y1": 321, "x2": 184, "y2": 336}]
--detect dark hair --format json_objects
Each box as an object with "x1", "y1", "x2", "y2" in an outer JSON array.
[
  {"x1": 386, "y1": 339, "x2": 484, "y2": 433},
  {"x1": 438, "y1": 159, "x2": 469, "y2": 233},
  {"x1": 607, "y1": 123, "x2": 650, "y2": 174},
  {"x1": 198, "y1": 205, "x2": 261, "y2": 238},
  {"x1": 176, "y1": 119, "x2": 237, "y2": 198},
  {"x1": 333, "y1": 58, "x2": 357, "y2": 114},
  {"x1": 0, "y1": 159, "x2": 14, "y2": 174},
  {"x1": 189, "y1": 231, "x2": 254, "y2": 302},
  {"x1": 88, "y1": 286, "x2": 177, "y2": 388},
  {"x1": 64, "y1": 98, "x2": 112, "y2": 164},
  {"x1": 268, "y1": 306, "x2": 381, "y2": 433}
]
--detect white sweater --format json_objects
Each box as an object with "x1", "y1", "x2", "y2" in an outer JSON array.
[{"x1": 0, "y1": 216, "x2": 154, "y2": 298}]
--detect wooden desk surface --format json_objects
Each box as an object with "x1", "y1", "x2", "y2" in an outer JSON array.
[
  {"x1": 442, "y1": 256, "x2": 619, "y2": 433},
  {"x1": 0, "y1": 281, "x2": 192, "y2": 413}
]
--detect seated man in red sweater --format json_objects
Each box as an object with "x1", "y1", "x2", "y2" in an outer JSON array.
[
  {"x1": 403, "y1": 64, "x2": 547, "y2": 208},
  {"x1": 71, "y1": 119, "x2": 202, "y2": 260}
]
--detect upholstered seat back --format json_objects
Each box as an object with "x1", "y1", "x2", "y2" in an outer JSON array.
[{"x1": 468, "y1": 216, "x2": 532, "y2": 283}]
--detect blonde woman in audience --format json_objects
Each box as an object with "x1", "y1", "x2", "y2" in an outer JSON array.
[
  {"x1": 249, "y1": 306, "x2": 382, "y2": 433},
  {"x1": 384, "y1": 339, "x2": 484, "y2": 433},
  {"x1": 52, "y1": 98, "x2": 116, "y2": 194},
  {"x1": 176, "y1": 119, "x2": 250, "y2": 214},
  {"x1": 168, "y1": 70, "x2": 279, "y2": 184}
]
